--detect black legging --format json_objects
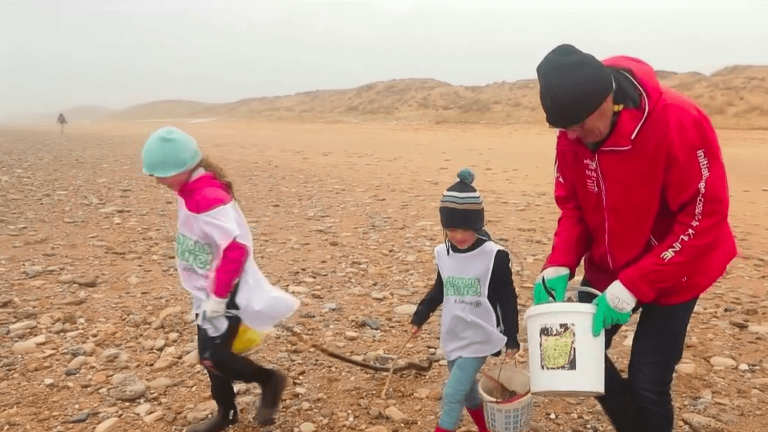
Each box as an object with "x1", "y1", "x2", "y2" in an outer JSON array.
[{"x1": 197, "y1": 314, "x2": 275, "y2": 413}]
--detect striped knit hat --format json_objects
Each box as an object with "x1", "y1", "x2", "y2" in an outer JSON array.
[{"x1": 439, "y1": 168, "x2": 484, "y2": 230}]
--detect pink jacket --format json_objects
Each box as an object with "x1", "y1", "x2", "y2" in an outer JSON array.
[{"x1": 177, "y1": 171, "x2": 248, "y2": 299}]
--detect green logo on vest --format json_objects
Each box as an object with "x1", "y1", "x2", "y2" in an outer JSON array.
[
  {"x1": 443, "y1": 276, "x2": 481, "y2": 297},
  {"x1": 176, "y1": 233, "x2": 214, "y2": 271}
]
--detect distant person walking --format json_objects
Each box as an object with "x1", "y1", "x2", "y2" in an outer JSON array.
[
  {"x1": 532, "y1": 44, "x2": 737, "y2": 432},
  {"x1": 56, "y1": 113, "x2": 67, "y2": 133}
]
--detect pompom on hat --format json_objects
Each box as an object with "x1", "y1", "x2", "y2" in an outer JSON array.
[{"x1": 439, "y1": 168, "x2": 484, "y2": 231}]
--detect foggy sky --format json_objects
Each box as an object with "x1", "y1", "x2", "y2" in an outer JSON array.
[{"x1": 1, "y1": 0, "x2": 766, "y2": 117}]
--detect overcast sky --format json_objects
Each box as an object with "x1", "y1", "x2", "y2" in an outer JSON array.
[{"x1": 1, "y1": 0, "x2": 766, "y2": 117}]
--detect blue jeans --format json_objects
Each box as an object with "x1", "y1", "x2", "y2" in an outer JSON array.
[{"x1": 439, "y1": 356, "x2": 487, "y2": 430}]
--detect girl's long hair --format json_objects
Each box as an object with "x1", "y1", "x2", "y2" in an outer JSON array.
[{"x1": 197, "y1": 156, "x2": 235, "y2": 199}]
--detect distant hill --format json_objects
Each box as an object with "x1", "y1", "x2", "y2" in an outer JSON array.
[{"x1": 12, "y1": 65, "x2": 768, "y2": 129}]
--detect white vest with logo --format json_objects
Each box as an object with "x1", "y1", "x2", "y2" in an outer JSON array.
[
  {"x1": 177, "y1": 199, "x2": 300, "y2": 336},
  {"x1": 435, "y1": 241, "x2": 508, "y2": 361}
]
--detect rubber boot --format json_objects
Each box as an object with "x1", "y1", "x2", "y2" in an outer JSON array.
[
  {"x1": 434, "y1": 426, "x2": 454, "y2": 432},
  {"x1": 186, "y1": 407, "x2": 237, "y2": 432},
  {"x1": 466, "y1": 405, "x2": 490, "y2": 432},
  {"x1": 256, "y1": 369, "x2": 287, "y2": 425}
]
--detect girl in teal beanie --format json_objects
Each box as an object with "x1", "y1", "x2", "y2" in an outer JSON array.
[{"x1": 142, "y1": 126, "x2": 301, "y2": 431}]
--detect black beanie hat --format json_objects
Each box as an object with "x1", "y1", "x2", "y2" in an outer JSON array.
[
  {"x1": 536, "y1": 44, "x2": 614, "y2": 129},
  {"x1": 439, "y1": 168, "x2": 484, "y2": 231}
]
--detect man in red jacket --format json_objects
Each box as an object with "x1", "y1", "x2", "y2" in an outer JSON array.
[{"x1": 532, "y1": 44, "x2": 737, "y2": 432}]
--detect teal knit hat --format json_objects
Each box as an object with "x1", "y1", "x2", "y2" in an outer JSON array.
[{"x1": 141, "y1": 126, "x2": 203, "y2": 178}]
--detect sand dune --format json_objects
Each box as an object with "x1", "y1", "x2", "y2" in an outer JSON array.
[{"x1": 64, "y1": 64, "x2": 768, "y2": 129}]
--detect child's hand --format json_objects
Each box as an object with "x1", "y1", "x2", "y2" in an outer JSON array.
[
  {"x1": 204, "y1": 296, "x2": 228, "y2": 318},
  {"x1": 410, "y1": 325, "x2": 421, "y2": 336},
  {"x1": 505, "y1": 348, "x2": 519, "y2": 358}
]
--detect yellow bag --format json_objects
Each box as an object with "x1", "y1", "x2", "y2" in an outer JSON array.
[{"x1": 232, "y1": 323, "x2": 264, "y2": 354}]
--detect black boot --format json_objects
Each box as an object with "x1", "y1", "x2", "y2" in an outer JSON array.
[
  {"x1": 186, "y1": 407, "x2": 237, "y2": 432},
  {"x1": 256, "y1": 370, "x2": 287, "y2": 426}
]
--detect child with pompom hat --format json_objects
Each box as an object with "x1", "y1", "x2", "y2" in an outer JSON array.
[{"x1": 411, "y1": 168, "x2": 521, "y2": 432}]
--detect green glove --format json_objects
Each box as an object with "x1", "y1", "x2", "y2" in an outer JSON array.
[
  {"x1": 532, "y1": 266, "x2": 570, "y2": 305},
  {"x1": 591, "y1": 280, "x2": 636, "y2": 337}
]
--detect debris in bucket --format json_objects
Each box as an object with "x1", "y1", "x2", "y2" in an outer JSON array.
[{"x1": 482, "y1": 373, "x2": 527, "y2": 403}]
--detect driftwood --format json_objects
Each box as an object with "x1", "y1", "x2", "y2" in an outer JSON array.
[
  {"x1": 381, "y1": 333, "x2": 415, "y2": 398},
  {"x1": 311, "y1": 344, "x2": 432, "y2": 373}
]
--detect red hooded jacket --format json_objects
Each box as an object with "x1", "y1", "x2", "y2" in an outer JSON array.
[{"x1": 544, "y1": 56, "x2": 737, "y2": 306}]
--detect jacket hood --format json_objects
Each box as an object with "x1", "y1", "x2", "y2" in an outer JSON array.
[
  {"x1": 603, "y1": 55, "x2": 663, "y2": 111},
  {"x1": 180, "y1": 170, "x2": 230, "y2": 195},
  {"x1": 177, "y1": 169, "x2": 233, "y2": 213}
]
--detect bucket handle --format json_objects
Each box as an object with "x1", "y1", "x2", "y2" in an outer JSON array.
[
  {"x1": 489, "y1": 352, "x2": 520, "y2": 404},
  {"x1": 568, "y1": 286, "x2": 602, "y2": 298},
  {"x1": 541, "y1": 285, "x2": 602, "y2": 304},
  {"x1": 494, "y1": 355, "x2": 507, "y2": 403}
]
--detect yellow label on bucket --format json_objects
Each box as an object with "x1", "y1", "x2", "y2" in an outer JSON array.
[
  {"x1": 539, "y1": 324, "x2": 576, "y2": 370},
  {"x1": 232, "y1": 324, "x2": 264, "y2": 354}
]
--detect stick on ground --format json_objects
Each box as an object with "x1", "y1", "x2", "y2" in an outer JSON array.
[
  {"x1": 311, "y1": 343, "x2": 431, "y2": 373},
  {"x1": 381, "y1": 333, "x2": 415, "y2": 398}
]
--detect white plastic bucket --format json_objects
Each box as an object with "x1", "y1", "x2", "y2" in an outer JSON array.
[
  {"x1": 478, "y1": 366, "x2": 533, "y2": 432},
  {"x1": 523, "y1": 286, "x2": 605, "y2": 397}
]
